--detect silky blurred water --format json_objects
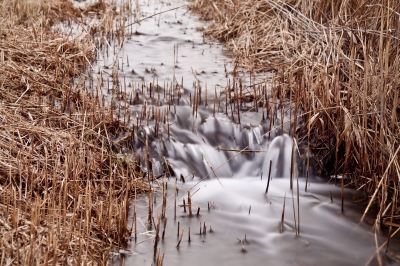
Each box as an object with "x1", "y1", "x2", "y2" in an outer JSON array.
[{"x1": 85, "y1": 0, "x2": 400, "y2": 265}]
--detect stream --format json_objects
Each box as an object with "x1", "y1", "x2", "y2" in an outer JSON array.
[{"x1": 87, "y1": 0, "x2": 400, "y2": 265}]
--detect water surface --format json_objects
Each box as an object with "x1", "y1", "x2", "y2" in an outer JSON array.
[{"x1": 86, "y1": 0, "x2": 400, "y2": 265}]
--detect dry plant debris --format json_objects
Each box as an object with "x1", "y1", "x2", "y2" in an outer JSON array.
[
  {"x1": 0, "y1": 0, "x2": 149, "y2": 264},
  {"x1": 190, "y1": 0, "x2": 400, "y2": 227}
]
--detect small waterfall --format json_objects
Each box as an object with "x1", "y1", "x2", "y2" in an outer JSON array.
[
  {"x1": 146, "y1": 111, "x2": 296, "y2": 179},
  {"x1": 261, "y1": 134, "x2": 294, "y2": 178},
  {"x1": 200, "y1": 144, "x2": 232, "y2": 178}
]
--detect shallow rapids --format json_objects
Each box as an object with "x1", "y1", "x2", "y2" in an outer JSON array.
[
  {"x1": 85, "y1": 0, "x2": 400, "y2": 265},
  {"x1": 123, "y1": 178, "x2": 399, "y2": 266}
]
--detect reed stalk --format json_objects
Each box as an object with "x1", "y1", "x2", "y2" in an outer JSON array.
[
  {"x1": 0, "y1": 0, "x2": 150, "y2": 264},
  {"x1": 191, "y1": 0, "x2": 400, "y2": 227}
]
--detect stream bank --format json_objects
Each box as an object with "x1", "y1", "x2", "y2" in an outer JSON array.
[
  {"x1": 0, "y1": 0, "x2": 150, "y2": 264},
  {"x1": 93, "y1": 0, "x2": 400, "y2": 265},
  {"x1": 189, "y1": 0, "x2": 400, "y2": 228}
]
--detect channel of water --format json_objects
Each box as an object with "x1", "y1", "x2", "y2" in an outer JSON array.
[{"x1": 85, "y1": 0, "x2": 400, "y2": 265}]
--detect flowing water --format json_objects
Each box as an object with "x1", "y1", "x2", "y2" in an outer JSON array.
[{"x1": 87, "y1": 0, "x2": 400, "y2": 265}]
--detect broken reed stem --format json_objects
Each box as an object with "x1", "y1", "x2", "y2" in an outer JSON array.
[
  {"x1": 290, "y1": 139, "x2": 295, "y2": 190},
  {"x1": 265, "y1": 160, "x2": 272, "y2": 194},
  {"x1": 188, "y1": 191, "x2": 193, "y2": 217},
  {"x1": 176, "y1": 228, "x2": 184, "y2": 248},
  {"x1": 156, "y1": 249, "x2": 165, "y2": 266},
  {"x1": 279, "y1": 193, "x2": 286, "y2": 233},
  {"x1": 203, "y1": 154, "x2": 223, "y2": 186},
  {"x1": 174, "y1": 178, "x2": 177, "y2": 220},
  {"x1": 236, "y1": 81, "x2": 241, "y2": 124},
  {"x1": 237, "y1": 237, "x2": 245, "y2": 252},
  {"x1": 291, "y1": 178, "x2": 297, "y2": 234},
  {"x1": 134, "y1": 185, "x2": 137, "y2": 241},
  {"x1": 153, "y1": 215, "x2": 161, "y2": 258},
  {"x1": 148, "y1": 190, "x2": 153, "y2": 229},
  {"x1": 162, "y1": 218, "x2": 168, "y2": 241},
  {"x1": 161, "y1": 175, "x2": 167, "y2": 219}
]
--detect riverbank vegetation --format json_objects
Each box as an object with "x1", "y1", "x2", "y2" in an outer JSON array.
[
  {"x1": 1, "y1": 0, "x2": 399, "y2": 263},
  {"x1": 0, "y1": 0, "x2": 149, "y2": 264},
  {"x1": 190, "y1": 0, "x2": 400, "y2": 231}
]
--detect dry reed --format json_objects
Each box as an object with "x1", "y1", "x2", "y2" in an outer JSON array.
[
  {"x1": 0, "y1": 0, "x2": 149, "y2": 264},
  {"x1": 190, "y1": 0, "x2": 400, "y2": 230}
]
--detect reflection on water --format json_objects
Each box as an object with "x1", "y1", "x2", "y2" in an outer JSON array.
[{"x1": 87, "y1": 0, "x2": 400, "y2": 265}]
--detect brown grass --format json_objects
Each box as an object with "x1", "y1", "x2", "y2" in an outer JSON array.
[
  {"x1": 190, "y1": 0, "x2": 400, "y2": 227},
  {"x1": 0, "y1": 0, "x2": 149, "y2": 264}
]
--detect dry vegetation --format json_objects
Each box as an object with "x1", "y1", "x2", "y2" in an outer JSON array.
[
  {"x1": 0, "y1": 0, "x2": 149, "y2": 264},
  {"x1": 190, "y1": 0, "x2": 400, "y2": 229},
  {"x1": 1, "y1": 0, "x2": 399, "y2": 262}
]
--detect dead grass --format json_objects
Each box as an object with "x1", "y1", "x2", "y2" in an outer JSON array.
[
  {"x1": 190, "y1": 0, "x2": 400, "y2": 228},
  {"x1": 0, "y1": 0, "x2": 149, "y2": 264}
]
